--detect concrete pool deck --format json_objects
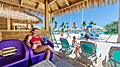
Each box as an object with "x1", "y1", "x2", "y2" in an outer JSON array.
[{"x1": 53, "y1": 33, "x2": 120, "y2": 67}]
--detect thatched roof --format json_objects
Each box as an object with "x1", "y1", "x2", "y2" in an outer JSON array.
[
  {"x1": 0, "y1": 0, "x2": 43, "y2": 23},
  {"x1": 0, "y1": 0, "x2": 117, "y2": 16}
]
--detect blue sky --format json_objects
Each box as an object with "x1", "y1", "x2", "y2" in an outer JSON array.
[{"x1": 34, "y1": 2, "x2": 119, "y2": 28}]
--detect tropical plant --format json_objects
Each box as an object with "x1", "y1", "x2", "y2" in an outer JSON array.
[
  {"x1": 66, "y1": 22, "x2": 69, "y2": 29},
  {"x1": 89, "y1": 21, "x2": 96, "y2": 26},
  {"x1": 82, "y1": 21, "x2": 86, "y2": 29},
  {"x1": 50, "y1": 17, "x2": 57, "y2": 31},
  {"x1": 60, "y1": 22, "x2": 66, "y2": 30},
  {"x1": 104, "y1": 21, "x2": 118, "y2": 34}
]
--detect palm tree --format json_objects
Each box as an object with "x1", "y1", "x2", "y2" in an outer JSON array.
[
  {"x1": 50, "y1": 17, "x2": 57, "y2": 31},
  {"x1": 89, "y1": 21, "x2": 96, "y2": 26},
  {"x1": 49, "y1": 17, "x2": 59, "y2": 47},
  {"x1": 60, "y1": 22, "x2": 66, "y2": 30},
  {"x1": 82, "y1": 21, "x2": 86, "y2": 29}
]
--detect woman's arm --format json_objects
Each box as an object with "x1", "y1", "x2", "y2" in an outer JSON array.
[{"x1": 26, "y1": 35, "x2": 32, "y2": 48}]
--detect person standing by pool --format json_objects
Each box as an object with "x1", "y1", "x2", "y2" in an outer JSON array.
[
  {"x1": 61, "y1": 29, "x2": 64, "y2": 37},
  {"x1": 67, "y1": 26, "x2": 71, "y2": 38},
  {"x1": 72, "y1": 36, "x2": 80, "y2": 57},
  {"x1": 25, "y1": 28, "x2": 62, "y2": 60}
]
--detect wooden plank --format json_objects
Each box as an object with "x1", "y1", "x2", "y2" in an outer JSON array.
[
  {"x1": 37, "y1": 2, "x2": 40, "y2": 10},
  {"x1": 64, "y1": 0, "x2": 70, "y2": 6},
  {"x1": 7, "y1": 18, "x2": 11, "y2": 30},
  {"x1": 20, "y1": 0, "x2": 23, "y2": 5},
  {"x1": 0, "y1": 17, "x2": 7, "y2": 30},
  {"x1": 51, "y1": 0, "x2": 88, "y2": 14},
  {"x1": 49, "y1": 0, "x2": 57, "y2": 5},
  {"x1": 0, "y1": 30, "x2": 46, "y2": 40},
  {"x1": 0, "y1": 0, "x2": 42, "y2": 13}
]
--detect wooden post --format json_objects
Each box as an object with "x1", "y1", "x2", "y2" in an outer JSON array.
[
  {"x1": 26, "y1": 21, "x2": 29, "y2": 30},
  {"x1": 0, "y1": 31, "x2": 2, "y2": 40},
  {"x1": 45, "y1": 0, "x2": 50, "y2": 37},
  {"x1": 117, "y1": 0, "x2": 120, "y2": 43},
  {"x1": 45, "y1": 0, "x2": 50, "y2": 32},
  {"x1": 7, "y1": 18, "x2": 11, "y2": 30}
]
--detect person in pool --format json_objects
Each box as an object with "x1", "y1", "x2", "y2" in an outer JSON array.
[{"x1": 25, "y1": 28, "x2": 62, "y2": 60}]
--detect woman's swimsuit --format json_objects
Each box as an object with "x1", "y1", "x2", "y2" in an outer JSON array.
[
  {"x1": 31, "y1": 36, "x2": 42, "y2": 49},
  {"x1": 73, "y1": 40, "x2": 78, "y2": 48}
]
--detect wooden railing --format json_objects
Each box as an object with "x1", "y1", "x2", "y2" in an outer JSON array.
[{"x1": 0, "y1": 30, "x2": 48, "y2": 40}]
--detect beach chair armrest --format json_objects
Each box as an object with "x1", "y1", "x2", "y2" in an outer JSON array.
[{"x1": 88, "y1": 54, "x2": 97, "y2": 60}]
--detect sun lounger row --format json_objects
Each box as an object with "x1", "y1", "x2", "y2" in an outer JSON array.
[{"x1": 60, "y1": 38, "x2": 120, "y2": 67}]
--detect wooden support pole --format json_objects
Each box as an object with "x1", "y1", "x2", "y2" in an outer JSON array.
[
  {"x1": 20, "y1": 0, "x2": 23, "y2": 6},
  {"x1": 26, "y1": 21, "x2": 29, "y2": 30},
  {"x1": 117, "y1": 0, "x2": 120, "y2": 43},
  {"x1": 7, "y1": 18, "x2": 11, "y2": 30},
  {"x1": 45, "y1": 0, "x2": 50, "y2": 32}
]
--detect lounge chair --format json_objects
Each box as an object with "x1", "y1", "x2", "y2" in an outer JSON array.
[
  {"x1": 95, "y1": 34, "x2": 100, "y2": 40},
  {"x1": 29, "y1": 40, "x2": 54, "y2": 65},
  {"x1": 89, "y1": 33, "x2": 94, "y2": 39},
  {"x1": 59, "y1": 38, "x2": 74, "y2": 55},
  {"x1": 80, "y1": 41, "x2": 99, "y2": 67},
  {"x1": 104, "y1": 47, "x2": 120, "y2": 67},
  {"x1": 80, "y1": 33, "x2": 85, "y2": 39},
  {"x1": 0, "y1": 40, "x2": 29, "y2": 67}
]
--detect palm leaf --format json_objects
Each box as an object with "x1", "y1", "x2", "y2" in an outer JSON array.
[{"x1": 51, "y1": 17, "x2": 55, "y2": 23}]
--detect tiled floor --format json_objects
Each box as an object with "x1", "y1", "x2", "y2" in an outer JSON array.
[{"x1": 52, "y1": 55, "x2": 86, "y2": 67}]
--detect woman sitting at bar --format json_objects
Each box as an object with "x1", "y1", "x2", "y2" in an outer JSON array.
[{"x1": 25, "y1": 28, "x2": 62, "y2": 60}]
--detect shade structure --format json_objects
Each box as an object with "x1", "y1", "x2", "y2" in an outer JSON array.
[
  {"x1": 0, "y1": 0, "x2": 118, "y2": 37},
  {"x1": 0, "y1": 0, "x2": 117, "y2": 29},
  {"x1": 0, "y1": 0, "x2": 117, "y2": 16}
]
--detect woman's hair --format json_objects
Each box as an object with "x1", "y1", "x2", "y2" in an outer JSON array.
[
  {"x1": 23, "y1": 34, "x2": 29, "y2": 43},
  {"x1": 31, "y1": 28, "x2": 38, "y2": 33},
  {"x1": 73, "y1": 36, "x2": 76, "y2": 39}
]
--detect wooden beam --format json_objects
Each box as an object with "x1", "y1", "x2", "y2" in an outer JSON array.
[
  {"x1": 55, "y1": 1, "x2": 61, "y2": 9},
  {"x1": 52, "y1": 0, "x2": 88, "y2": 14},
  {"x1": 37, "y1": 3, "x2": 40, "y2": 10},
  {"x1": 30, "y1": 0, "x2": 44, "y2": 6},
  {"x1": 49, "y1": 7, "x2": 52, "y2": 13},
  {"x1": 64, "y1": 0, "x2": 70, "y2": 6},
  {"x1": 20, "y1": 0, "x2": 23, "y2": 6},
  {"x1": 0, "y1": 0, "x2": 43, "y2": 13},
  {"x1": 7, "y1": 18, "x2": 11, "y2": 30},
  {"x1": 26, "y1": 21, "x2": 29, "y2": 30},
  {"x1": 49, "y1": 0, "x2": 58, "y2": 5},
  {"x1": 45, "y1": 0, "x2": 50, "y2": 32}
]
